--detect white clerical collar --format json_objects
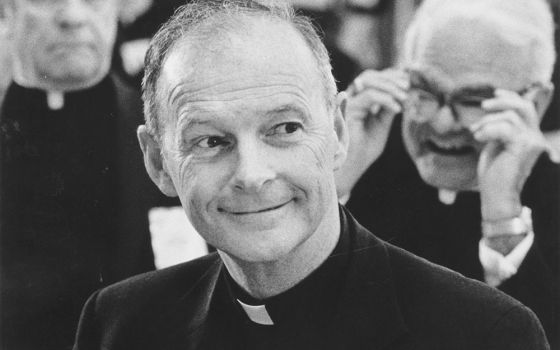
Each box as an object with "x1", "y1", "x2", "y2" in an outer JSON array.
[
  {"x1": 438, "y1": 189, "x2": 457, "y2": 205},
  {"x1": 237, "y1": 299, "x2": 274, "y2": 325},
  {"x1": 46, "y1": 91, "x2": 65, "y2": 110}
]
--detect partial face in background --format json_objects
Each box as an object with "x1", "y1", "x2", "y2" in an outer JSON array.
[
  {"x1": 402, "y1": 17, "x2": 536, "y2": 191},
  {"x1": 148, "y1": 18, "x2": 346, "y2": 263},
  {"x1": 7, "y1": 0, "x2": 118, "y2": 91}
]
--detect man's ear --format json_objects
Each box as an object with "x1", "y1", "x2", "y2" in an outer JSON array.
[
  {"x1": 533, "y1": 82, "x2": 554, "y2": 121},
  {"x1": 333, "y1": 91, "x2": 349, "y2": 171},
  {"x1": 137, "y1": 125, "x2": 178, "y2": 197}
]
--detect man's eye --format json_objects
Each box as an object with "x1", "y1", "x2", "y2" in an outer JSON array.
[
  {"x1": 410, "y1": 88, "x2": 437, "y2": 102},
  {"x1": 196, "y1": 136, "x2": 227, "y2": 149},
  {"x1": 270, "y1": 122, "x2": 303, "y2": 135},
  {"x1": 455, "y1": 96, "x2": 486, "y2": 108}
]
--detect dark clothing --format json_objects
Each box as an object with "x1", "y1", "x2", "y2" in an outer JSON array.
[
  {"x1": 73, "y1": 206, "x2": 548, "y2": 350},
  {"x1": 220, "y1": 219, "x2": 351, "y2": 350},
  {"x1": 0, "y1": 75, "x2": 157, "y2": 350},
  {"x1": 347, "y1": 116, "x2": 560, "y2": 349}
]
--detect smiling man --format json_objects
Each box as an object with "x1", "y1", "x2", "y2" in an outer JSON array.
[
  {"x1": 73, "y1": 1, "x2": 549, "y2": 349},
  {"x1": 0, "y1": 0, "x2": 158, "y2": 349},
  {"x1": 337, "y1": 0, "x2": 559, "y2": 347}
]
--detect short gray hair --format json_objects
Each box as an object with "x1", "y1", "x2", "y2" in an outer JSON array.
[
  {"x1": 142, "y1": 0, "x2": 337, "y2": 140},
  {"x1": 403, "y1": 0, "x2": 556, "y2": 84}
]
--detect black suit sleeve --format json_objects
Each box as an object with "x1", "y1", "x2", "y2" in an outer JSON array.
[
  {"x1": 484, "y1": 305, "x2": 550, "y2": 350},
  {"x1": 498, "y1": 242, "x2": 559, "y2": 349},
  {"x1": 501, "y1": 157, "x2": 560, "y2": 348},
  {"x1": 73, "y1": 291, "x2": 102, "y2": 350}
]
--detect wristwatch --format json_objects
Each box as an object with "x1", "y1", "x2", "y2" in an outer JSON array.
[{"x1": 482, "y1": 206, "x2": 533, "y2": 238}]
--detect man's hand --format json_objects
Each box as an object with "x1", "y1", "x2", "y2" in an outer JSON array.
[
  {"x1": 470, "y1": 89, "x2": 549, "y2": 252},
  {"x1": 335, "y1": 69, "x2": 409, "y2": 200}
]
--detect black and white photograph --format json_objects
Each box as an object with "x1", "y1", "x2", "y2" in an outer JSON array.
[{"x1": 0, "y1": 0, "x2": 558, "y2": 349}]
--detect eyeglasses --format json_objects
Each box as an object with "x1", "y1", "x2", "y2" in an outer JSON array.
[{"x1": 404, "y1": 70, "x2": 541, "y2": 124}]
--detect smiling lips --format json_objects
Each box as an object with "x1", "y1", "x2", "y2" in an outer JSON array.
[
  {"x1": 425, "y1": 139, "x2": 475, "y2": 156},
  {"x1": 50, "y1": 41, "x2": 95, "y2": 53},
  {"x1": 219, "y1": 200, "x2": 292, "y2": 215}
]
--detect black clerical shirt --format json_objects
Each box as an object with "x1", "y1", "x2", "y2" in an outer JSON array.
[
  {"x1": 0, "y1": 77, "x2": 155, "y2": 350},
  {"x1": 198, "y1": 211, "x2": 352, "y2": 350}
]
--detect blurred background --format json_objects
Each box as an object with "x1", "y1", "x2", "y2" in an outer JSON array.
[
  {"x1": 0, "y1": 0, "x2": 558, "y2": 267},
  {"x1": 0, "y1": 0, "x2": 439, "y2": 102},
  {"x1": 0, "y1": 0, "x2": 557, "y2": 95}
]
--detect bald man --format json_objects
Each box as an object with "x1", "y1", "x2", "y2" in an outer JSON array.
[
  {"x1": 337, "y1": 0, "x2": 559, "y2": 347},
  {"x1": 73, "y1": 1, "x2": 548, "y2": 349}
]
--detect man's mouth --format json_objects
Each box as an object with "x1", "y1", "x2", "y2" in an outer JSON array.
[
  {"x1": 425, "y1": 139, "x2": 475, "y2": 156},
  {"x1": 50, "y1": 41, "x2": 95, "y2": 53},
  {"x1": 219, "y1": 200, "x2": 292, "y2": 215}
]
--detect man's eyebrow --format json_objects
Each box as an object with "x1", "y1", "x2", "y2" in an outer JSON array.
[
  {"x1": 410, "y1": 71, "x2": 495, "y2": 96},
  {"x1": 265, "y1": 104, "x2": 309, "y2": 119},
  {"x1": 176, "y1": 108, "x2": 216, "y2": 131},
  {"x1": 455, "y1": 85, "x2": 495, "y2": 95}
]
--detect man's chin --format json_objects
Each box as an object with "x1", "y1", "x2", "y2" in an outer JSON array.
[
  {"x1": 47, "y1": 70, "x2": 105, "y2": 91},
  {"x1": 218, "y1": 238, "x2": 298, "y2": 264},
  {"x1": 41, "y1": 60, "x2": 108, "y2": 91},
  {"x1": 415, "y1": 155, "x2": 478, "y2": 192}
]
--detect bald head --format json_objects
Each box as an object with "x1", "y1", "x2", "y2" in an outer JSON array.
[
  {"x1": 142, "y1": 0, "x2": 337, "y2": 141},
  {"x1": 403, "y1": 0, "x2": 556, "y2": 84}
]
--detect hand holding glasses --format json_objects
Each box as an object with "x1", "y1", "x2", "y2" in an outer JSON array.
[{"x1": 403, "y1": 69, "x2": 544, "y2": 128}]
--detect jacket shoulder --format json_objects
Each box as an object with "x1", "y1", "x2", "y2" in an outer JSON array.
[
  {"x1": 94, "y1": 252, "x2": 221, "y2": 316},
  {"x1": 385, "y1": 242, "x2": 547, "y2": 347}
]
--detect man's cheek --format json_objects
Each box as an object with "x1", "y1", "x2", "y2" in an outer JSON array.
[
  {"x1": 298, "y1": 135, "x2": 332, "y2": 172},
  {"x1": 402, "y1": 120, "x2": 425, "y2": 154}
]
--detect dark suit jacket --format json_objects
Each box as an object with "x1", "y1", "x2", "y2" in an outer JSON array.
[
  {"x1": 0, "y1": 74, "x2": 160, "y2": 350},
  {"x1": 347, "y1": 116, "x2": 560, "y2": 348},
  {"x1": 73, "y1": 207, "x2": 548, "y2": 350}
]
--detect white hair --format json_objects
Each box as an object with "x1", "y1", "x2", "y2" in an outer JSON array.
[{"x1": 403, "y1": 0, "x2": 556, "y2": 83}]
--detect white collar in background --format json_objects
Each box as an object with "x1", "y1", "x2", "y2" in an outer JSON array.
[
  {"x1": 46, "y1": 91, "x2": 64, "y2": 110},
  {"x1": 438, "y1": 189, "x2": 457, "y2": 205}
]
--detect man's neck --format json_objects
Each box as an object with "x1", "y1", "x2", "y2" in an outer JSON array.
[{"x1": 220, "y1": 201, "x2": 341, "y2": 300}]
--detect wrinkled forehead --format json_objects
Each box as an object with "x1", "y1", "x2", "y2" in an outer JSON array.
[
  {"x1": 410, "y1": 15, "x2": 535, "y2": 90},
  {"x1": 158, "y1": 17, "x2": 323, "y2": 112}
]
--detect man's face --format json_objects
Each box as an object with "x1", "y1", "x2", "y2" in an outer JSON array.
[
  {"x1": 153, "y1": 19, "x2": 345, "y2": 263},
  {"x1": 7, "y1": 0, "x2": 117, "y2": 91},
  {"x1": 402, "y1": 17, "x2": 534, "y2": 191}
]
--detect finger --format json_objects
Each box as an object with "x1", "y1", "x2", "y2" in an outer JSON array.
[
  {"x1": 364, "y1": 106, "x2": 397, "y2": 132},
  {"x1": 362, "y1": 81, "x2": 409, "y2": 103},
  {"x1": 473, "y1": 117, "x2": 548, "y2": 154},
  {"x1": 348, "y1": 89, "x2": 403, "y2": 121},
  {"x1": 482, "y1": 90, "x2": 539, "y2": 128},
  {"x1": 469, "y1": 111, "x2": 524, "y2": 134},
  {"x1": 472, "y1": 119, "x2": 519, "y2": 145},
  {"x1": 358, "y1": 71, "x2": 410, "y2": 92},
  {"x1": 360, "y1": 89, "x2": 403, "y2": 116},
  {"x1": 357, "y1": 68, "x2": 409, "y2": 83},
  {"x1": 352, "y1": 70, "x2": 409, "y2": 97},
  {"x1": 545, "y1": 144, "x2": 560, "y2": 164}
]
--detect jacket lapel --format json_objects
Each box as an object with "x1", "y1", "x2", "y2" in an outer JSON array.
[
  {"x1": 331, "y1": 208, "x2": 410, "y2": 349},
  {"x1": 151, "y1": 209, "x2": 410, "y2": 350},
  {"x1": 137, "y1": 258, "x2": 223, "y2": 350}
]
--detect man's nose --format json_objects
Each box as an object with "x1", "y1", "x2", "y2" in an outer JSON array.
[
  {"x1": 56, "y1": 0, "x2": 89, "y2": 29},
  {"x1": 231, "y1": 140, "x2": 275, "y2": 193},
  {"x1": 430, "y1": 105, "x2": 463, "y2": 134}
]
